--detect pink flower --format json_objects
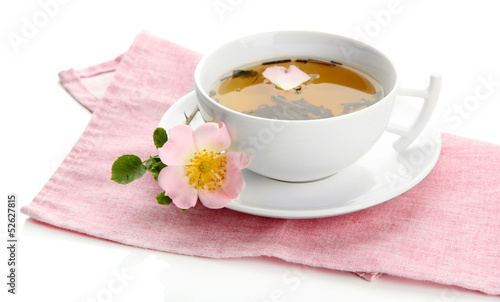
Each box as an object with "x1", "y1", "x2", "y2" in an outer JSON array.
[{"x1": 157, "y1": 122, "x2": 249, "y2": 209}]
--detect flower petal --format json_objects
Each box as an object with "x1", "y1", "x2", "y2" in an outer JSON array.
[
  {"x1": 262, "y1": 65, "x2": 311, "y2": 90},
  {"x1": 198, "y1": 190, "x2": 234, "y2": 209},
  {"x1": 221, "y1": 152, "x2": 249, "y2": 198},
  {"x1": 221, "y1": 169, "x2": 246, "y2": 200},
  {"x1": 193, "y1": 122, "x2": 231, "y2": 152},
  {"x1": 158, "y1": 124, "x2": 196, "y2": 165},
  {"x1": 225, "y1": 152, "x2": 250, "y2": 171},
  {"x1": 158, "y1": 165, "x2": 198, "y2": 209}
]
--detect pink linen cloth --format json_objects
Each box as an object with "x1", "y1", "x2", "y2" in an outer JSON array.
[{"x1": 21, "y1": 31, "x2": 500, "y2": 295}]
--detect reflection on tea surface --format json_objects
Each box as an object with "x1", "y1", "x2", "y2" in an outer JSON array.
[{"x1": 209, "y1": 59, "x2": 384, "y2": 120}]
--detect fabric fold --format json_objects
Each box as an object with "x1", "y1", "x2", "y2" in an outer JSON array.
[{"x1": 58, "y1": 55, "x2": 123, "y2": 112}]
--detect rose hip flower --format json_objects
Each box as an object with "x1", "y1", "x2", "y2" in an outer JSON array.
[
  {"x1": 157, "y1": 122, "x2": 249, "y2": 209},
  {"x1": 262, "y1": 65, "x2": 311, "y2": 90}
]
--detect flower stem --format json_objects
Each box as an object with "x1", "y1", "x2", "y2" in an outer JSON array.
[
  {"x1": 185, "y1": 106, "x2": 199, "y2": 125},
  {"x1": 142, "y1": 155, "x2": 159, "y2": 164}
]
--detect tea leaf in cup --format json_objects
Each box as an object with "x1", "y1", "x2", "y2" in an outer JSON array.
[
  {"x1": 341, "y1": 91, "x2": 383, "y2": 114},
  {"x1": 244, "y1": 95, "x2": 334, "y2": 120},
  {"x1": 232, "y1": 69, "x2": 258, "y2": 78},
  {"x1": 262, "y1": 59, "x2": 292, "y2": 65}
]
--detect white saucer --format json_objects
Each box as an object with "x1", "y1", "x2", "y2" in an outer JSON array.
[{"x1": 159, "y1": 91, "x2": 441, "y2": 219}]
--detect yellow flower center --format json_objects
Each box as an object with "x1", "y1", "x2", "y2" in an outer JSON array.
[{"x1": 185, "y1": 149, "x2": 227, "y2": 191}]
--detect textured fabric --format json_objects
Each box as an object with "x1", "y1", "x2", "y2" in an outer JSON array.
[
  {"x1": 58, "y1": 55, "x2": 122, "y2": 112},
  {"x1": 22, "y1": 31, "x2": 500, "y2": 295}
]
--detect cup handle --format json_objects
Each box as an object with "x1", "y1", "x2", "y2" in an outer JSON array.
[{"x1": 386, "y1": 74, "x2": 442, "y2": 152}]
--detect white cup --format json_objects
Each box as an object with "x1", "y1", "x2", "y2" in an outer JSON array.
[{"x1": 194, "y1": 31, "x2": 441, "y2": 182}]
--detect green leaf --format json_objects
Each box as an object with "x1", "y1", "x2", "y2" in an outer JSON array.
[
  {"x1": 111, "y1": 155, "x2": 147, "y2": 184},
  {"x1": 144, "y1": 156, "x2": 161, "y2": 170},
  {"x1": 156, "y1": 191, "x2": 173, "y2": 205},
  {"x1": 153, "y1": 128, "x2": 168, "y2": 148},
  {"x1": 145, "y1": 157, "x2": 167, "y2": 181},
  {"x1": 150, "y1": 161, "x2": 167, "y2": 180}
]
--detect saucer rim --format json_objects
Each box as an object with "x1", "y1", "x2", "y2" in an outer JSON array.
[{"x1": 159, "y1": 91, "x2": 442, "y2": 219}]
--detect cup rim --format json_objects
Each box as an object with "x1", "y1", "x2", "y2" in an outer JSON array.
[{"x1": 194, "y1": 30, "x2": 400, "y2": 124}]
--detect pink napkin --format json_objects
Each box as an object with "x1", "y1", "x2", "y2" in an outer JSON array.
[{"x1": 22, "y1": 31, "x2": 500, "y2": 295}]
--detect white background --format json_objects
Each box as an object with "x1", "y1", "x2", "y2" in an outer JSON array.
[{"x1": 1, "y1": 0, "x2": 500, "y2": 301}]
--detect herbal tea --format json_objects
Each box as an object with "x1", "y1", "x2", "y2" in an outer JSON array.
[{"x1": 209, "y1": 59, "x2": 384, "y2": 120}]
